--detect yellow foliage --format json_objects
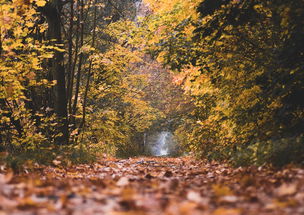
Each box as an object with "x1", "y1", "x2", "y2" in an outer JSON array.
[
  {"x1": 142, "y1": 0, "x2": 200, "y2": 50},
  {"x1": 0, "y1": 0, "x2": 58, "y2": 145}
]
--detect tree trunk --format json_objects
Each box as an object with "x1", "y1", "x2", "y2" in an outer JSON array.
[
  {"x1": 0, "y1": 31, "x2": 3, "y2": 57},
  {"x1": 66, "y1": 0, "x2": 74, "y2": 114},
  {"x1": 42, "y1": 1, "x2": 69, "y2": 144},
  {"x1": 68, "y1": 4, "x2": 80, "y2": 117},
  {"x1": 80, "y1": 0, "x2": 98, "y2": 130},
  {"x1": 71, "y1": 0, "x2": 84, "y2": 127}
]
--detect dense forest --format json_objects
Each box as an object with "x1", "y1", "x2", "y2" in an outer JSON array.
[
  {"x1": 1, "y1": 0, "x2": 304, "y2": 167},
  {"x1": 1, "y1": 1, "x2": 304, "y2": 214}
]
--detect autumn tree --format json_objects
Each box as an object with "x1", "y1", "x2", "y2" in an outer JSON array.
[
  {"x1": 142, "y1": 0, "x2": 304, "y2": 165},
  {"x1": 0, "y1": 0, "x2": 163, "y2": 160}
]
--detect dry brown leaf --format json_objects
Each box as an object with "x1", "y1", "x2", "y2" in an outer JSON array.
[
  {"x1": 179, "y1": 201, "x2": 198, "y2": 214},
  {"x1": 212, "y1": 184, "x2": 233, "y2": 197},
  {"x1": 0, "y1": 171, "x2": 13, "y2": 184},
  {"x1": 0, "y1": 196, "x2": 18, "y2": 209},
  {"x1": 276, "y1": 183, "x2": 297, "y2": 196}
]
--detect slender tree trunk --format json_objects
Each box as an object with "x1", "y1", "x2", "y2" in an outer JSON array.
[
  {"x1": 66, "y1": 0, "x2": 74, "y2": 113},
  {"x1": 80, "y1": 0, "x2": 98, "y2": 130},
  {"x1": 71, "y1": 0, "x2": 84, "y2": 126},
  {"x1": 0, "y1": 31, "x2": 3, "y2": 57},
  {"x1": 42, "y1": 1, "x2": 69, "y2": 144},
  {"x1": 68, "y1": 6, "x2": 80, "y2": 117}
]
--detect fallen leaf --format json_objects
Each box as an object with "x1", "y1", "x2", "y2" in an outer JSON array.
[
  {"x1": 117, "y1": 177, "x2": 129, "y2": 186},
  {"x1": 276, "y1": 183, "x2": 297, "y2": 196},
  {"x1": 145, "y1": 173, "x2": 154, "y2": 179},
  {"x1": 187, "y1": 191, "x2": 202, "y2": 203},
  {"x1": 0, "y1": 171, "x2": 13, "y2": 184},
  {"x1": 52, "y1": 160, "x2": 61, "y2": 166},
  {"x1": 164, "y1": 171, "x2": 173, "y2": 177},
  {"x1": 213, "y1": 184, "x2": 233, "y2": 197},
  {"x1": 220, "y1": 195, "x2": 238, "y2": 203},
  {"x1": 213, "y1": 208, "x2": 241, "y2": 215}
]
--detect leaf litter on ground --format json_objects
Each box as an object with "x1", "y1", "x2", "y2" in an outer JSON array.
[{"x1": 1, "y1": 157, "x2": 304, "y2": 214}]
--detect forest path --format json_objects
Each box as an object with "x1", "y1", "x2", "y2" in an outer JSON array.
[{"x1": 1, "y1": 157, "x2": 304, "y2": 215}]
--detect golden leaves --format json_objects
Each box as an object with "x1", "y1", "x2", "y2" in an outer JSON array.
[
  {"x1": 142, "y1": 0, "x2": 200, "y2": 54},
  {"x1": 35, "y1": 0, "x2": 46, "y2": 7},
  {"x1": 235, "y1": 85, "x2": 262, "y2": 109},
  {"x1": 212, "y1": 184, "x2": 234, "y2": 197},
  {"x1": 213, "y1": 208, "x2": 241, "y2": 215}
]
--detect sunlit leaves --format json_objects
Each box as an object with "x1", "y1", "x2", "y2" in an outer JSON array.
[
  {"x1": 0, "y1": 0, "x2": 58, "y2": 145},
  {"x1": 143, "y1": 0, "x2": 304, "y2": 165},
  {"x1": 35, "y1": 0, "x2": 46, "y2": 7}
]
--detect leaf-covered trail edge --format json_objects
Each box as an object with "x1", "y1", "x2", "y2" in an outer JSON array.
[{"x1": 1, "y1": 157, "x2": 304, "y2": 215}]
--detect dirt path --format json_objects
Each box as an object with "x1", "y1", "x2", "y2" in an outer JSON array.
[{"x1": 1, "y1": 157, "x2": 304, "y2": 215}]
